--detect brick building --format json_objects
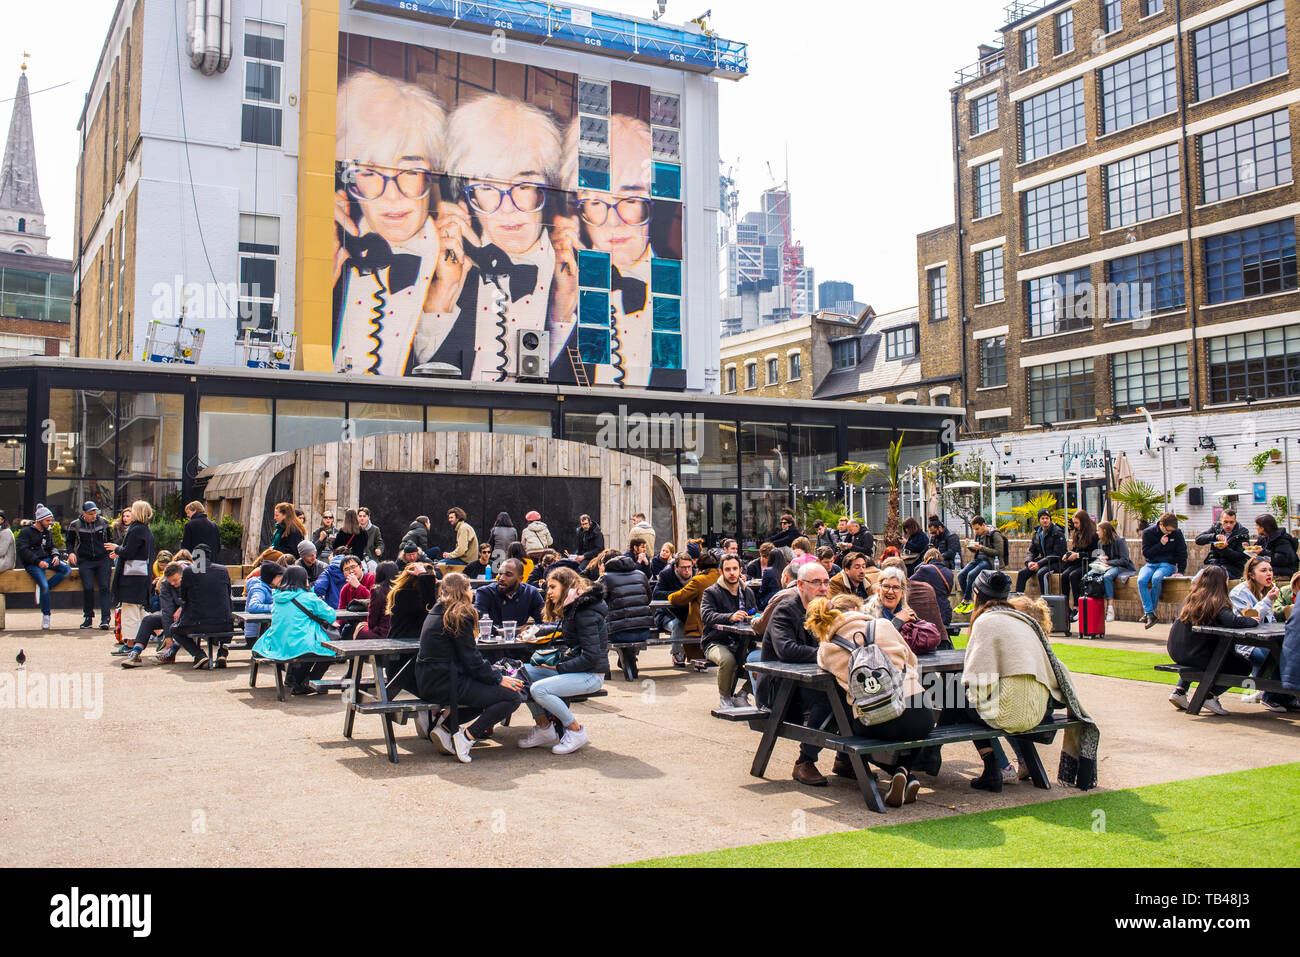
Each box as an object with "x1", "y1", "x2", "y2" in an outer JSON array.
[{"x1": 913, "y1": 0, "x2": 1300, "y2": 525}]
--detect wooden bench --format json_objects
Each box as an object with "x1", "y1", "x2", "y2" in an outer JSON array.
[
  {"x1": 250, "y1": 650, "x2": 338, "y2": 702},
  {"x1": 742, "y1": 656, "x2": 1085, "y2": 812},
  {"x1": 1156, "y1": 621, "x2": 1287, "y2": 714}
]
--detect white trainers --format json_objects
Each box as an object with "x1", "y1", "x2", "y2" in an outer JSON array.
[
  {"x1": 718, "y1": 695, "x2": 735, "y2": 710},
  {"x1": 41, "y1": 615, "x2": 51, "y2": 630},
  {"x1": 450, "y1": 729, "x2": 474, "y2": 763},
  {"x1": 518, "y1": 723, "x2": 559, "y2": 749},
  {"x1": 552, "y1": 726, "x2": 589, "y2": 755},
  {"x1": 430, "y1": 720, "x2": 455, "y2": 756},
  {"x1": 1168, "y1": 690, "x2": 1190, "y2": 711},
  {"x1": 1262, "y1": 699, "x2": 1289, "y2": 713},
  {"x1": 1105, "y1": 606, "x2": 1115, "y2": 622},
  {"x1": 1201, "y1": 697, "x2": 1229, "y2": 716}
]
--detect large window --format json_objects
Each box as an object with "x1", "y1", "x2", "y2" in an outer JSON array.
[
  {"x1": 972, "y1": 92, "x2": 999, "y2": 135},
  {"x1": 766, "y1": 357, "x2": 779, "y2": 385},
  {"x1": 275, "y1": 399, "x2": 346, "y2": 451},
  {"x1": 792, "y1": 424, "x2": 839, "y2": 493},
  {"x1": 681, "y1": 419, "x2": 738, "y2": 489},
  {"x1": 1104, "y1": 0, "x2": 1123, "y2": 33},
  {"x1": 1200, "y1": 110, "x2": 1293, "y2": 204},
  {"x1": 1207, "y1": 324, "x2": 1300, "y2": 403},
  {"x1": 974, "y1": 159, "x2": 1002, "y2": 218},
  {"x1": 831, "y1": 340, "x2": 859, "y2": 370},
  {"x1": 238, "y1": 213, "x2": 279, "y2": 337},
  {"x1": 1024, "y1": 173, "x2": 1088, "y2": 250},
  {"x1": 1028, "y1": 359, "x2": 1094, "y2": 424},
  {"x1": 1144, "y1": 0, "x2": 1165, "y2": 14},
  {"x1": 0, "y1": 389, "x2": 27, "y2": 521},
  {"x1": 740, "y1": 422, "x2": 786, "y2": 490},
  {"x1": 349, "y1": 403, "x2": 423, "y2": 439},
  {"x1": 1100, "y1": 43, "x2": 1177, "y2": 134},
  {"x1": 242, "y1": 21, "x2": 284, "y2": 147},
  {"x1": 200, "y1": 396, "x2": 272, "y2": 467},
  {"x1": 1027, "y1": 267, "x2": 1091, "y2": 337},
  {"x1": 1056, "y1": 9, "x2": 1075, "y2": 54},
  {"x1": 1022, "y1": 25, "x2": 1040, "y2": 69},
  {"x1": 788, "y1": 352, "x2": 802, "y2": 381},
  {"x1": 928, "y1": 265, "x2": 948, "y2": 319},
  {"x1": 977, "y1": 247, "x2": 1005, "y2": 303},
  {"x1": 1106, "y1": 245, "x2": 1186, "y2": 320},
  {"x1": 1113, "y1": 344, "x2": 1189, "y2": 413},
  {"x1": 885, "y1": 325, "x2": 918, "y2": 360},
  {"x1": 492, "y1": 409, "x2": 552, "y2": 437},
  {"x1": 1193, "y1": 0, "x2": 1288, "y2": 101},
  {"x1": 1203, "y1": 219, "x2": 1297, "y2": 303},
  {"x1": 1105, "y1": 144, "x2": 1181, "y2": 228},
  {"x1": 0, "y1": 266, "x2": 73, "y2": 322},
  {"x1": 425, "y1": 406, "x2": 490, "y2": 433},
  {"x1": 980, "y1": 336, "x2": 1007, "y2": 387},
  {"x1": 745, "y1": 362, "x2": 757, "y2": 389},
  {"x1": 1021, "y1": 79, "x2": 1086, "y2": 161}
]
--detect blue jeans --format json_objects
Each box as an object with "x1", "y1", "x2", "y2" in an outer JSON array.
[
  {"x1": 26, "y1": 563, "x2": 72, "y2": 615},
  {"x1": 1102, "y1": 566, "x2": 1126, "y2": 600},
  {"x1": 957, "y1": 559, "x2": 991, "y2": 600},
  {"x1": 1137, "y1": 562, "x2": 1176, "y2": 615},
  {"x1": 522, "y1": 665, "x2": 603, "y2": 727}
]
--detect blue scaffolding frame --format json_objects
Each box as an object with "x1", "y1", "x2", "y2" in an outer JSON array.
[{"x1": 350, "y1": 0, "x2": 749, "y2": 78}]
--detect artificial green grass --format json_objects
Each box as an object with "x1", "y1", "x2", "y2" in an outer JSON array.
[
  {"x1": 626, "y1": 762, "x2": 1300, "y2": 867},
  {"x1": 949, "y1": 633, "x2": 1247, "y2": 692}
]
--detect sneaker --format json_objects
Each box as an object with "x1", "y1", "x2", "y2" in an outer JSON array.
[
  {"x1": 450, "y1": 729, "x2": 474, "y2": 763},
  {"x1": 1201, "y1": 697, "x2": 1229, "y2": 716},
  {"x1": 41, "y1": 615, "x2": 51, "y2": 630},
  {"x1": 430, "y1": 719, "x2": 455, "y2": 756},
  {"x1": 518, "y1": 723, "x2": 560, "y2": 749},
  {"x1": 1262, "y1": 699, "x2": 1289, "y2": 713},
  {"x1": 884, "y1": 771, "x2": 908, "y2": 807},
  {"x1": 718, "y1": 695, "x2": 735, "y2": 710},
  {"x1": 729, "y1": 692, "x2": 752, "y2": 709},
  {"x1": 99, "y1": 621, "x2": 111, "y2": 631},
  {"x1": 552, "y1": 726, "x2": 589, "y2": 755},
  {"x1": 1105, "y1": 606, "x2": 1115, "y2": 622},
  {"x1": 110, "y1": 643, "x2": 131, "y2": 656},
  {"x1": 80, "y1": 618, "x2": 93, "y2": 630},
  {"x1": 121, "y1": 650, "x2": 142, "y2": 667},
  {"x1": 1168, "y1": 690, "x2": 1190, "y2": 711},
  {"x1": 903, "y1": 778, "x2": 921, "y2": 805},
  {"x1": 671, "y1": 653, "x2": 687, "y2": 668},
  {"x1": 1000, "y1": 763, "x2": 1017, "y2": 783},
  {"x1": 1240, "y1": 690, "x2": 1263, "y2": 704},
  {"x1": 414, "y1": 710, "x2": 431, "y2": 741},
  {"x1": 155, "y1": 646, "x2": 177, "y2": 663},
  {"x1": 193, "y1": 657, "x2": 211, "y2": 670}
]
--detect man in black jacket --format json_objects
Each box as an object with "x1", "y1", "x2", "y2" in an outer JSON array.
[
  {"x1": 1195, "y1": 508, "x2": 1251, "y2": 580},
  {"x1": 653, "y1": 551, "x2": 695, "y2": 665},
  {"x1": 701, "y1": 554, "x2": 757, "y2": 709},
  {"x1": 18, "y1": 505, "x2": 72, "y2": 629},
  {"x1": 295, "y1": 540, "x2": 327, "y2": 586},
  {"x1": 171, "y1": 546, "x2": 234, "y2": 669},
  {"x1": 763, "y1": 513, "x2": 801, "y2": 550},
  {"x1": 1015, "y1": 509, "x2": 1067, "y2": 596},
  {"x1": 474, "y1": 560, "x2": 545, "y2": 626},
  {"x1": 758, "y1": 561, "x2": 834, "y2": 787},
  {"x1": 927, "y1": 515, "x2": 962, "y2": 568},
  {"x1": 181, "y1": 502, "x2": 223, "y2": 558},
  {"x1": 66, "y1": 502, "x2": 114, "y2": 629},
  {"x1": 573, "y1": 514, "x2": 604, "y2": 564},
  {"x1": 843, "y1": 518, "x2": 874, "y2": 557}
]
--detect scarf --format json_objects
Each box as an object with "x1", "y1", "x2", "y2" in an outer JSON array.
[{"x1": 988, "y1": 608, "x2": 1100, "y2": 790}]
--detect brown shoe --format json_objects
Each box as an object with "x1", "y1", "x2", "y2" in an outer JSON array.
[
  {"x1": 792, "y1": 760, "x2": 828, "y2": 787},
  {"x1": 884, "y1": 771, "x2": 908, "y2": 807},
  {"x1": 832, "y1": 754, "x2": 855, "y2": 778}
]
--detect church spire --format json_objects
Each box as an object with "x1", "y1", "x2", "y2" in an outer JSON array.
[{"x1": 0, "y1": 65, "x2": 49, "y2": 255}]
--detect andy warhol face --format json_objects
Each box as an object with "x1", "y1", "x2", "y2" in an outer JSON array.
[{"x1": 576, "y1": 116, "x2": 652, "y2": 271}]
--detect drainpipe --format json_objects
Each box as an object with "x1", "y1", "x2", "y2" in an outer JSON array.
[
  {"x1": 950, "y1": 89, "x2": 972, "y2": 427},
  {"x1": 1173, "y1": 0, "x2": 1201, "y2": 412}
]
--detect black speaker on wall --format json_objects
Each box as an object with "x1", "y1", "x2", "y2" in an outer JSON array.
[{"x1": 1188, "y1": 487, "x2": 1204, "y2": 506}]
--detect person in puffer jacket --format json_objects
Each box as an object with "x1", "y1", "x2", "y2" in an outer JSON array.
[
  {"x1": 243, "y1": 561, "x2": 284, "y2": 640},
  {"x1": 517, "y1": 569, "x2": 608, "y2": 755},
  {"x1": 598, "y1": 554, "x2": 652, "y2": 678}
]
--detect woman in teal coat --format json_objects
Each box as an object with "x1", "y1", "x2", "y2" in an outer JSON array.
[{"x1": 254, "y1": 565, "x2": 338, "y2": 695}]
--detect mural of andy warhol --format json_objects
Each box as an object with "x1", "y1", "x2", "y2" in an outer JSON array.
[{"x1": 332, "y1": 36, "x2": 686, "y2": 388}]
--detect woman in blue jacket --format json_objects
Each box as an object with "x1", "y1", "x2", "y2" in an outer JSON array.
[
  {"x1": 254, "y1": 565, "x2": 338, "y2": 695},
  {"x1": 243, "y1": 561, "x2": 283, "y2": 641}
]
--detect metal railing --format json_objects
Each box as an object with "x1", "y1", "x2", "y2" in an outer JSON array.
[
  {"x1": 955, "y1": 48, "x2": 1007, "y2": 85},
  {"x1": 1003, "y1": 0, "x2": 1061, "y2": 27}
]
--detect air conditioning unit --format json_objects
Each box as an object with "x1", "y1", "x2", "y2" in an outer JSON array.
[{"x1": 517, "y1": 329, "x2": 549, "y2": 379}]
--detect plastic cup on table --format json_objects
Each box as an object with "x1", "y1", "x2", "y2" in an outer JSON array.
[
  {"x1": 479, "y1": 619, "x2": 493, "y2": 641},
  {"x1": 503, "y1": 621, "x2": 518, "y2": 642}
]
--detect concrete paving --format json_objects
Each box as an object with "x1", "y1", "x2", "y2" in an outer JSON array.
[{"x1": 1, "y1": 607, "x2": 1296, "y2": 867}]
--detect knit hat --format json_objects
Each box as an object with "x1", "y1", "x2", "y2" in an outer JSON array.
[
  {"x1": 525, "y1": 511, "x2": 541, "y2": 522},
  {"x1": 259, "y1": 560, "x2": 284, "y2": 584},
  {"x1": 974, "y1": 569, "x2": 1013, "y2": 601},
  {"x1": 34, "y1": 504, "x2": 53, "y2": 522},
  {"x1": 1037, "y1": 508, "x2": 1052, "y2": 520},
  {"x1": 297, "y1": 539, "x2": 317, "y2": 557}
]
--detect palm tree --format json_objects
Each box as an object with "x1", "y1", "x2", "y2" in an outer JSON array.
[
  {"x1": 1109, "y1": 479, "x2": 1188, "y2": 527},
  {"x1": 828, "y1": 433, "x2": 907, "y2": 547},
  {"x1": 997, "y1": 493, "x2": 1066, "y2": 535}
]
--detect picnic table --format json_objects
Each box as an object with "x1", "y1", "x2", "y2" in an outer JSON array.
[
  {"x1": 738, "y1": 649, "x2": 1083, "y2": 812},
  {"x1": 1160, "y1": 622, "x2": 1289, "y2": 715},
  {"x1": 322, "y1": 637, "x2": 420, "y2": 763}
]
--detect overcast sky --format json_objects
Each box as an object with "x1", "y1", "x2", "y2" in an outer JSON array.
[{"x1": 2, "y1": 0, "x2": 1013, "y2": 311}]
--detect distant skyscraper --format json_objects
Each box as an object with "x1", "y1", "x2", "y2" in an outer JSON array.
[
  {"x1": 818, "y1": 280, "x2": 854, "y2": 312},
  {"x1": 721, "y1": 184, "x2": 814, "y2": 330}
]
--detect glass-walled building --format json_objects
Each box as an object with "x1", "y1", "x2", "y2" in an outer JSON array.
[{"x1": 2, "y1": 358, "x2": 956, "y2": 546}]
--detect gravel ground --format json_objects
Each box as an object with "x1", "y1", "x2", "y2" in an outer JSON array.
[{"x1": 1, "y1": 608, "x2": 1295, "y2": 867}]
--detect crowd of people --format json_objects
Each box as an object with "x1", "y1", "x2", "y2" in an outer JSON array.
[{"x1": 6, "y1": 494, "x2": 1296, "y2": 787}]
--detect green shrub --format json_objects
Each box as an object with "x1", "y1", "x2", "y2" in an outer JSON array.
[
  {"x1": 150, "y1": 519, "x2": 184, "y2": 554},
  {"x1": 50, "y1": 521, "x2": 65, "y2": 550},
  {"x1": 218, "y1": 515, "x2": 244, "y2": 553}
]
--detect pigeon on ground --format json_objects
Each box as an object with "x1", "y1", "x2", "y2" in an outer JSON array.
[{"x1": 16, "y1": 649, "x2": 26, "y2": 670}]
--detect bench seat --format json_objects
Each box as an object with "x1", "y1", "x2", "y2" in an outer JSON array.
[{"x1": 826, "y1": 714, "x2": 1085, "y2": 757}]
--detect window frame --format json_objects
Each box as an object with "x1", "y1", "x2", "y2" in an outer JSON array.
[
  {"x1": 241, "y1": 20, "x2": 285, "y2": 148},
  {"x1": 1207, "y1": 324, "x2": 1300, "y2": 404},
  {"x1": 974, "y1": 159, "x2": 1002, "y2": 218},
  {"x1": 980, "y1": 335, "x2": 1008, "y2": 388},
  {"x1": 1192, "y1": 0, "x2": 1288, "y2": 101},
  {"x1": 1199, "y1": 109, "x2": 1293, "y2": 204},
  {"x1": 884, "y1": 324, "x2": 919, "y2": 361},
  {"x1": 1023, "y1": 172, "x2": 1089, "y2": 251},
  {"x1": 1112, "y1": 343, "x2": 1190, "y2": 414},
  {"x1": 1104, "y1": 143, "x2": 1182, "y2": 229},
  {"x1": 1020, "y1": 78, "x2": 1087, "y2": 162},
  {"x1": 1202, "y1": 219, "x2": 1298, "y2": 304},
  {"x1": 1027, "y1": 358, "x2": 1095, "y2": 425}
]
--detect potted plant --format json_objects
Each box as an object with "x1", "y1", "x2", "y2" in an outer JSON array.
[
  {"x1": 1270, "y1": 495, "x2": 1290, "y2": 526},
  {"x1": 1249, "y1": 449, "x2": 1282, "y2": 473},
  {"x1": 1196, "y1": 452, "x2": 1220, "y2": 486},
  {"x1": 1110, "y1": 479, "x2": 1189, "y2": 527},
  {"x1": 828, "y1": 432, "x2": 907, "y2": 548}
]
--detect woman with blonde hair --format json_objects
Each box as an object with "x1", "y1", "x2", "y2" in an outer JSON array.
[
  {"x1": 414, "y1": 572, "x2": 524, "y2": 762},
  {"x1": 517, "y1": 566, "x2": 608, "y2": 754},
  {"x1": 416, "y1": 93, "x2": 562, "y2": 381},
  {"x1": 806, "y1": 593, "x2": 935, "y2": 807},
  {"x1": 333, "y1": 70, "x2": 448, "y2": 376},
  {"x1": 112, "y1": 500, "x2": 156, "y2": 646},
  {"x1": 270, "y1": 503, "x2": 305, "y2": 556},
  {"x1": 961, "y1": 569, "x2": 1099, "y2": 792}
]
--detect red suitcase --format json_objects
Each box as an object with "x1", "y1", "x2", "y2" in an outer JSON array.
[{"x1": 1078, "y1": 596, "x2": 1106, "y2": 639}]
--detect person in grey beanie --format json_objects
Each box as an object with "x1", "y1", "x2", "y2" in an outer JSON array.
[
  {"x1": 18, "y1": 505, "x2": 72, "y2": 629},
  {"x1": 296, "y1": 539, "x2": 326, "y2": 586}
]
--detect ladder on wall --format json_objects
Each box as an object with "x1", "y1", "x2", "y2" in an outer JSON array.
[{"x1": 567, "y1": 345, "x2": 590, "y2": 388}]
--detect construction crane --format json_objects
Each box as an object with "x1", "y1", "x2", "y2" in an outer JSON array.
[{"x1": 766, "y1": 160, "x2": 803, "y2": 317}]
